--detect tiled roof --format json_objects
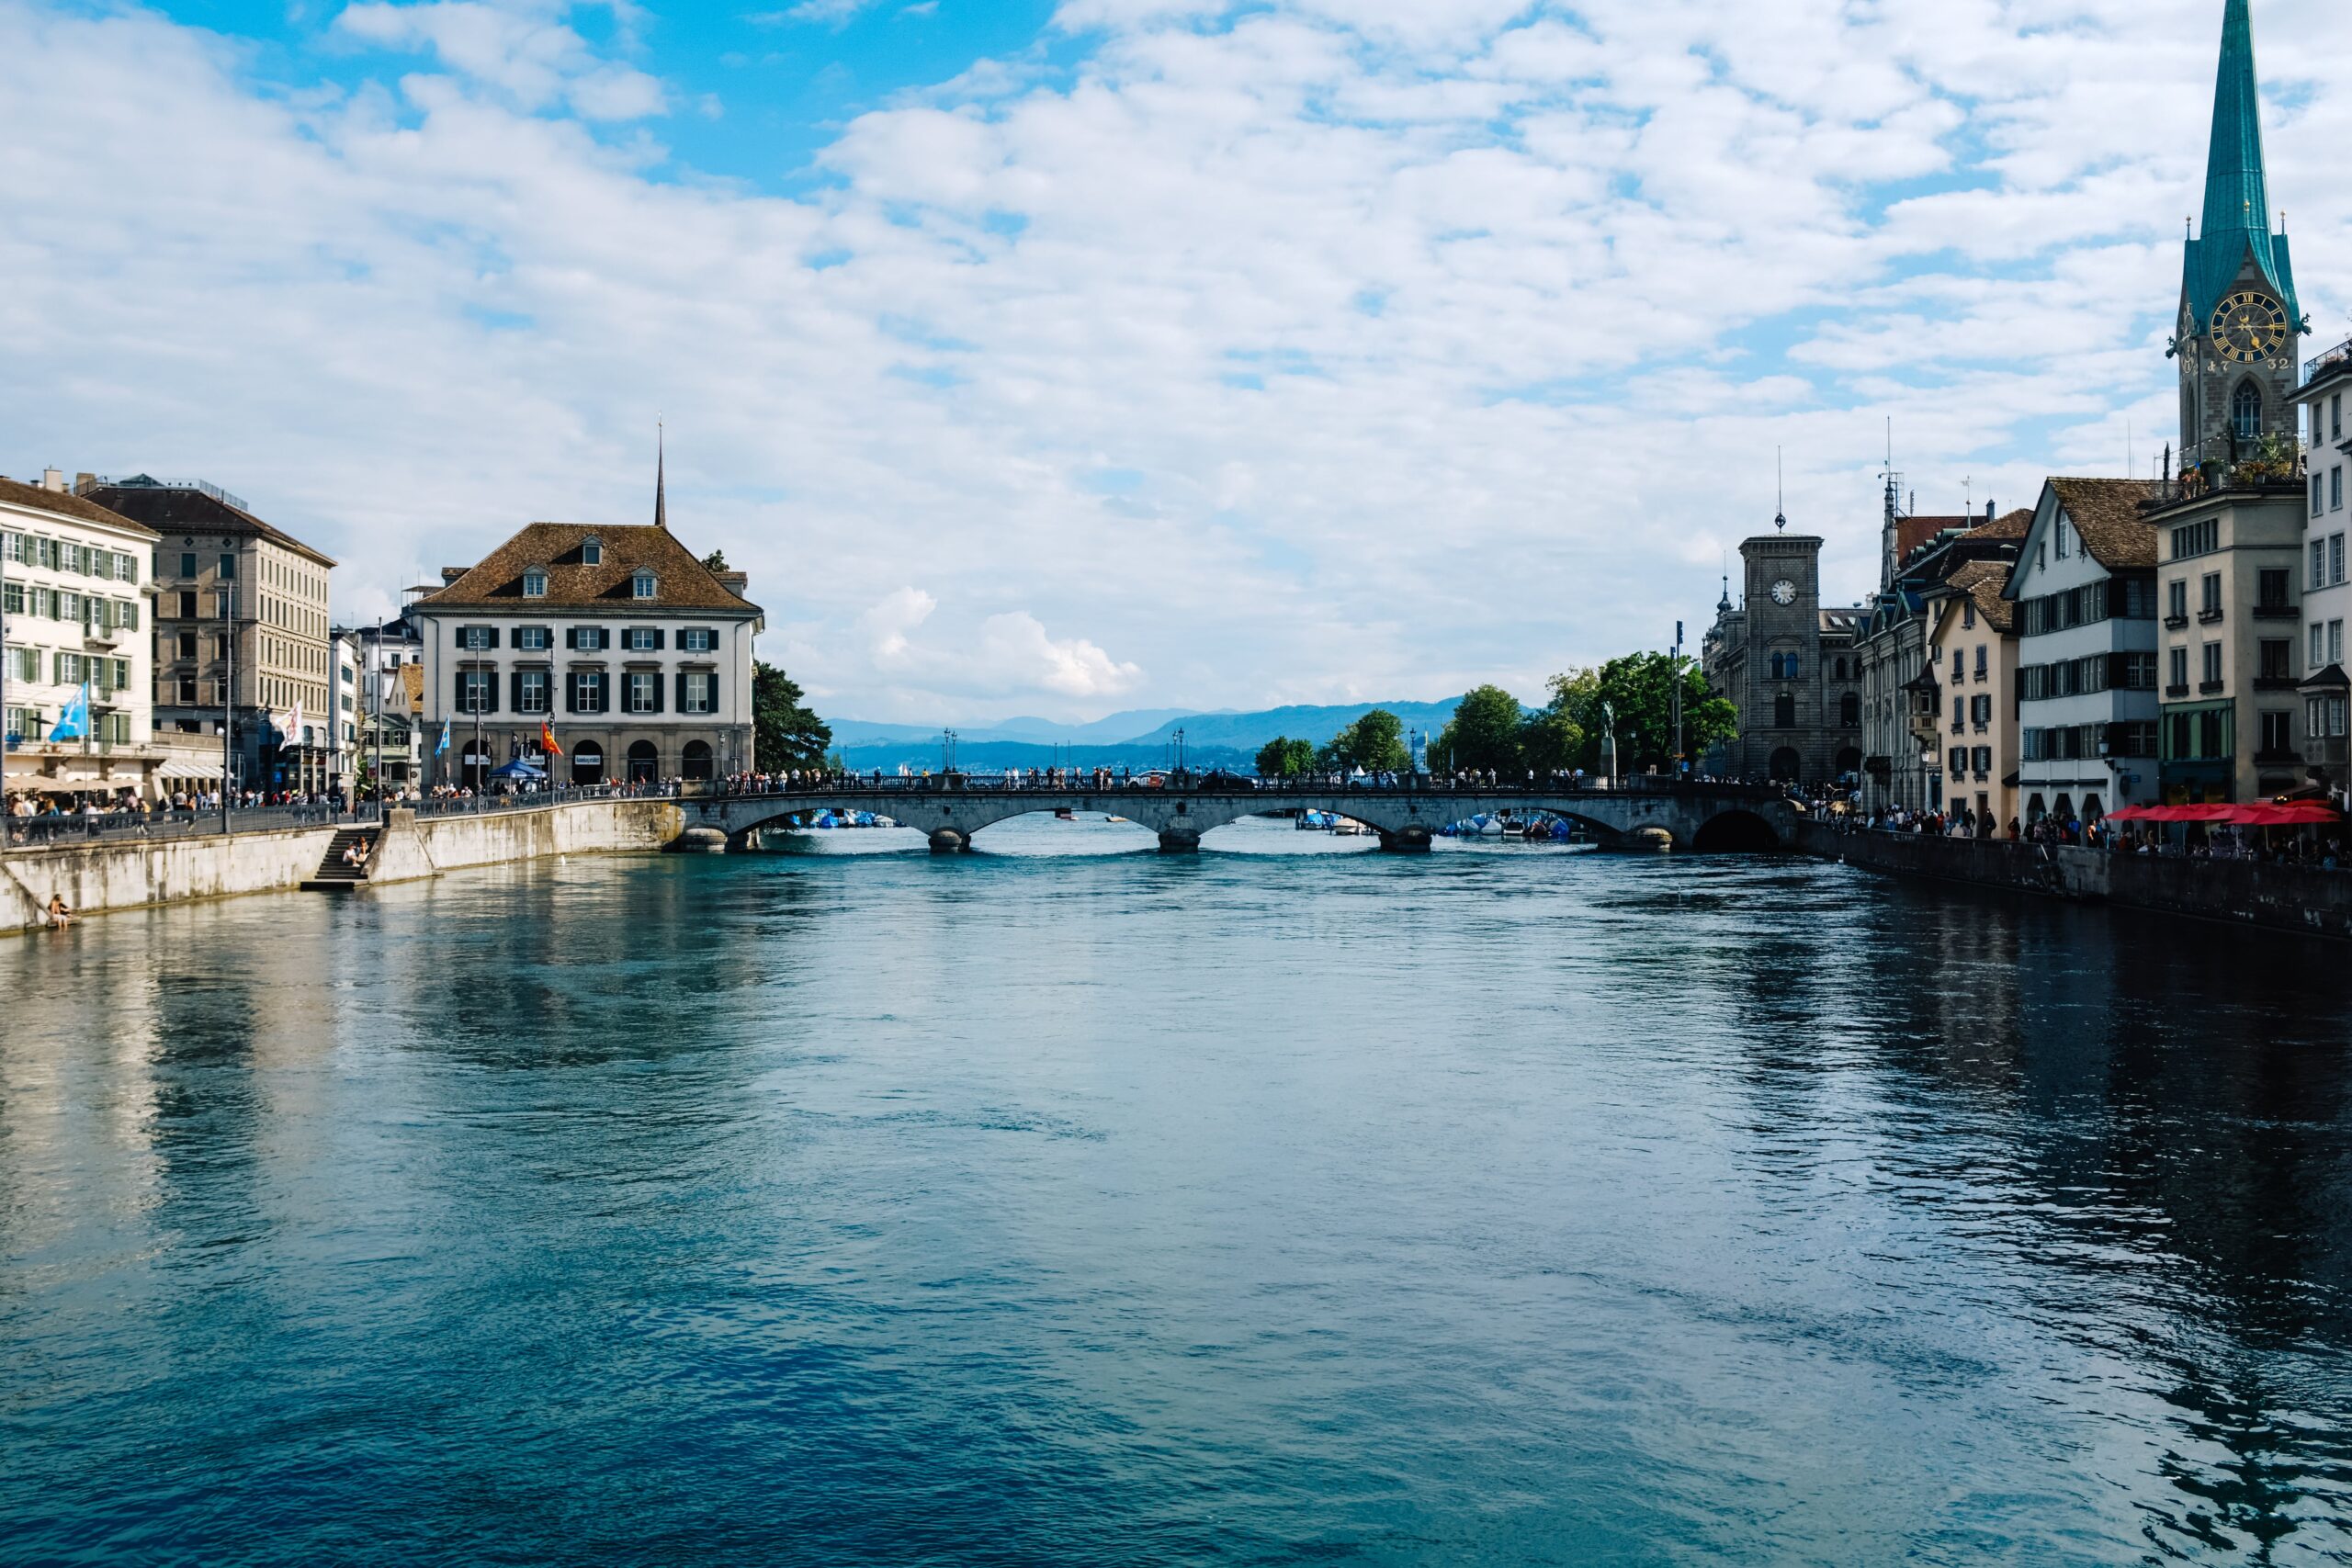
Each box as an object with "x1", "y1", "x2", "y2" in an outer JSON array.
[
  {"x1": 1967, "y1": 508, "x2": 2034, "y2": 542},
  {"x1": 0, "y1": 477, "x2": 158, "y2": 537},
  {"x1": 1895, "y1": 515, "x2": 1962, "y2": 561},
  {"x1": 2049, "y1": 478, "x2": 2165, "y2": 570},
  {"x1": 420, "y1": 523, "x2": 760, "y2": 614},
  {"x1": 90, "y1": 480, "x2": 334, "y2": 566},
  {"x1": 1938, "y1": 558, "x2": 2016, "y2": 632}
]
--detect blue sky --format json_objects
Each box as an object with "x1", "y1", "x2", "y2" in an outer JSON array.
[{"x1": 6, "y1": 0, "x2": 2349, "y2": 722}]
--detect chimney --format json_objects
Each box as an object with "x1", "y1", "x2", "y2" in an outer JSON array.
[
  {"x1": 41, "y1": 468, "x2": 64, "y2": 492},
  {"x1": 441, "y1": 567, "x2": 468, "y2": 584},
  {"x1": 1985, "y1": 500, "x2": 1995, "y2": 520},
  {"x1": 74, "y1": 472, "x2": 96, "y2": 496}
]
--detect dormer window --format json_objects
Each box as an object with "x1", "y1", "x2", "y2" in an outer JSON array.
[
  {"x1": 523, "y1": 569, "x2": 548, "y2": 599},
  {"x1": 632, "y1": 570, "x2": 657, "y2": 600},
  {"x1": 582, "y1": 536, "x2": 603, "y2": 567}
]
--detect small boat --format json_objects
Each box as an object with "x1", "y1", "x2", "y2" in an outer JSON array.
[{"x1": 1055, "y1": 807, "x2": 1076, "y2": 821}]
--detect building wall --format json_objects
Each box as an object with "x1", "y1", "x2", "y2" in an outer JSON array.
[
  {"x1": 152, "y1": 532, "x2": 335, "y2": 790},
  {"x1": 1, "y1": 502, "x2": 156, "y2": 795},
  {"x1": 1928, "y1": 600, "x2": 2018, "y2": 829},
  {"x1": 2011, "y1": 541, "x2": 2159, "y2": 818}
]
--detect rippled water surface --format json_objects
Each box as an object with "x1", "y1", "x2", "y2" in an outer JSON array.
[{"x1": 5, "y1": 817, "x2": 2352, "y2": 1565}]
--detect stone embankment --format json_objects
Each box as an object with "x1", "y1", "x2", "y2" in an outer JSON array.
[
  {"x1": 0, "y1": 799, "x2": 683, "y2": 935},
  {"x1": 1796, "y1": 818, "x2": 2352, "y2": 942}
]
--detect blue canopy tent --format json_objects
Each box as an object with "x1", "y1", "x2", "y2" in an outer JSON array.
[{"x1": 490, "y1": 759, "x2": 548, "y2": 783}]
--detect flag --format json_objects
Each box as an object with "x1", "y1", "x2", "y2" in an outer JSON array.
[
  {"x1": 539, "y1": 719, "x2": 561, "y2": 757},
  {"x1": 51, "y1": 682, "x2": 90, "y2": 741},
  {"x1": 286, "y1": 700, "x2": 304, "y2": 749},
  {"x1": 436, "y1": 716, "x2": 451, "y2": 756}
]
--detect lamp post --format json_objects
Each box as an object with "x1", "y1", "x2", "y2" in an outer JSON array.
[
  {"x1": 220, "y1": 584, "x2": 235, "y2": 832},
  {"x1": 466, "y1": 626, "x2": 487, "y2": 811},
  {"x1": 1672, "y1": 621, "x2": 1685, "y2": 780}
]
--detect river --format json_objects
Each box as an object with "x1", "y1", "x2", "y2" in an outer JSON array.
[{"x1": 3, "y1": 817, "x2": 2350, "y2": 1565}]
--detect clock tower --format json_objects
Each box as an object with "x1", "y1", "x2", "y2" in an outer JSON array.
[{"x1": 2175, "y1": 0, "x2": 2301, "y2": 471}]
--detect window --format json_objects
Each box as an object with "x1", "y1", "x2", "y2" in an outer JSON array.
[
  {"x1": 2170, "y1": 647, "x2": 2190, "y2": 691},
  {"x1": 2201, "y1": 642, "x2": 2222, "y2": 686},
  {"x1": 2259, "y1": 569, "x2": 2290, "y2": 610},
  {"x1": 1951, "y1": 696, "x2": 1964, "y2": 731},
  {"x1": 456, "y1": 671, "x2": 495, "y2": 715},
  {"x1": 1951, "y1": 650, "x2": 1963, "y2": 683},
  {"x1": 2261, "y1": 711, "x2": 2293, "y2": 754},
  {"x1": 523, "y1": 570, "x2": 548, "y2": 599},
  {"x1": 569, "y1": 626, "x2": 608, "y2": 651},
  {"x1": 626, "y1": 626, "x2": 662, "y2": 651},
  {"x1": 680, "y1": 628, "x2": 717, "y2": 654},
  {"x1": 460, "y1": 626, "x2": 499, "y2": 651},
  {"x1": 2314, "y1": 623, "x2": 2328, "y2": 669},
  {"x1": 515, "y1": 671, "x2": 551, "y2": 715},
  {"x1": 2335, "y1": 393, "x2": 2345, "y2": 443},
  {"x1": 2201, "y1": 572, "x2": 2222, "y2": 616},
  {"x1": 2260, "y1": 639, "x2": 2291, "y2": 681},
  {"x1": 176, "y1": 678, "x2": 197, "y2": 705},
  {"x1": 177, "y1": 591, "x2": 198, "y2": 618},
  {"x1": 2335, "y1": 534, "x2": 2346, "y2": 586},
  {"x1": 625, "y1": 671, "x2": 662, "y2": 714},
  {"x1": 1970, "y1": 694, "x2": 1991, "y2": 726},
  {"x1": 582, "y1": 536, "x2": 603, "y2": 566},
  {"x1": 180, "y1": 551, "x2": 197, "y2": 578},
  {"x1": 2122, "y1": 652, "x2": 2157, "y2": 689},
  {"x1": 632, "y1": 571, "x2": 657, "y2": 600},
  {"x1": 215, "y1": 592, "x2": 232, "y2": 618},
  {"x1": 569, "y1": 671, "x2": 608, "y2": 713},
  {"x1": 2171, "y1": 520, "x2": 2220, "y2": 561},
  {"x1": 2055, "y1": 524, "x2": 2070, "y2": 560},
  {"x1": 1949, "y1": 747, "x2": 1967, "y2": 776},
  {"x1": 2336, "y1": 468, "x2": 2346, "y2": 513},
  {"x1": 2233, "y1": 381, "x2": 2263, "y2": 442},
  {"x1": 1974, "y1": 646, "x2": 1987, "y2": 680},
  {"x1": 1773, "y1": 693, "x2": 1795, "y2": 728},
  {"x1": 219, "y1": 553, "x2": 236, "y2": 579},
  {"x1": 514, "y1": 626, "x2": 550, "y2": 651},
  {"x1": 2317, "y1": 475, "x2": 2328, "y2": 519},
  {"x1": 2021, "y1": 728, "x2": 2046, "y2": 761},
  {"x1": 1971, "y1": 746, "x2": 1992, "y2": 776},
  {"x1": 2167, "y1": 579, "x2": 2188, "y2": 622},
  {"x1": 1838, "y1": 692, "x2": 1859, "y2": 728}
]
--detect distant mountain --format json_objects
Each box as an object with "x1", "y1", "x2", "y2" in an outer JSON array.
[{"x1": 826, "y1": 696, "x2": 1478, "y2": 773}]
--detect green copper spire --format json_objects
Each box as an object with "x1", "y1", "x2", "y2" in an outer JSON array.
[{"x1": 2186, "y1": 0, "x2": 2298, "y2": 323}]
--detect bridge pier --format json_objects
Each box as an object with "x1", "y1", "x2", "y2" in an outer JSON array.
[
  {"x1": 928, "y1": 829, "x2": 967, "y2": 854},
  {"x1": 1379, "y1": 825, "x2": 1433, "y2": 853},
  {"x1": 1157, "y1": 829, "x2": 1202, "y2": 854}
]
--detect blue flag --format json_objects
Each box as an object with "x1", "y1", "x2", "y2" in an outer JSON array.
[
  {"x1": 51, "y1": 682, "x2": 90, "y2": 741},
  {"x1": 436, "y1": 716, "x2": 451, "y2": 756}
]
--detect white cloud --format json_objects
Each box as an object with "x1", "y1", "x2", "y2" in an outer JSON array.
[{"x1": 4, "y1": 0, "x2": 2346, "y2": 723}]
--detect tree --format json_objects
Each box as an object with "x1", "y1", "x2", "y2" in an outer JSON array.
[
  {"x1": 1435, "y1": 684, "x2": 1527, "y2": 773},
  {"x1": 752, "y1": 661, "x2": 831, "y2": 771},
  {"x1": 702, "y1": 549, "x2": 729, "y2": 572},
  {"x1": 1521, "y1": 669, "x2": 1599, "y2": 773},
  {"x1": 1255, "y1": 736, "x2": 1318, "y2": 779},
  {"x1": 1582, "y1": 652, "x2": 1736, "y2": 773},
  {"x1": 1320, "y1": 708, "x2": 1409, "y2": 773}
]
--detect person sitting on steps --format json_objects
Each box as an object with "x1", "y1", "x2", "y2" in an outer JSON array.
[{"x1": 45, "y1": 894, "x2": 73, "y2": 929}]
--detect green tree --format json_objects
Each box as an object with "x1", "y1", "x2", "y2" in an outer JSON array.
[
  {"x1": 1319, "y1": 708, "x2": 1409, "y2": 773},
  {"x1": 1434, "y1": 684, "x2": 1528, "y2": 773},
  {"x1": 1583, "y1": 652, "x2": 1736, "y2": 773},
  {"x1": 702, "y1": 549, "x2": 729, "y2": 572},
  {"x1": 1521, "y1": 669, "x2": 1600, "y2": 773},
  {"x1": 1255, "y1": 736, "x2": 1318, "y2": 779},
  {"x1": 752, "y1": 661, "x2": 832, "y2": 771}
]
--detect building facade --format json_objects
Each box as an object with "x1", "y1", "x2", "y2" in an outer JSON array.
[
  {"x1": 2149, "y1": 490, "x2": 2306, "y2": 803},
  {"x1": 89, "y1": 475, "x2": 339, "y2": 797},
  {"x1": 2006, "y1": 479, "x2": 2165, "y2": 824},
  {"x1": 414, "y1": 523, "x2": 762, "y2": 787},
  {"x1": 2295, "y1": 348, "x2": 2352, "y2": 795},
  {"x1": 338, "y1": 604, "x2": 427, "y2": 794},
  {"x1": 1700, "y1": 527, "x2": 1862, "y2": 785},
  {"x1": 1925, "y1": 561, "x2": 2019, "y2": 830},
  {"x1": 0, "y1": 473, "x2": 160, "y2": 802}
]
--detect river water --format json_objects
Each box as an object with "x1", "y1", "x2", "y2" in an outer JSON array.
[{"x1": 3, "y1": 817, "x2": 2351, "y2": 1565}]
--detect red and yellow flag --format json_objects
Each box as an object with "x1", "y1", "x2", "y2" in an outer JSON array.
[{"x1": 539, "y1": 719, "x2": 562, "y2": 758}]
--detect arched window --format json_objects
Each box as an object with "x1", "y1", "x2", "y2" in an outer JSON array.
[
  {"x1": 682, "y1": 739, "x2": 714, "y2": 781},
  {"x1": 1773, "y1": 693, "x2": 1796, "y2": 728},
  {"x1": 2232, "y1": 381, "x2": 2263, "y2": 443},
  {"x1": 1839, "y1": 692, "x2": 1860, "y2": 728},
  {"x1": 632, "y1": 570, "x2": 657, "y2": 600},
  {"x1": 1768, "y1": 746, "x2": 1803, "y2": 782}
]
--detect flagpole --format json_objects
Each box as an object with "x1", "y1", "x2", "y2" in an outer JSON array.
[
  {"x1": 220, "y1": 585, "x2": 233, "y2": 834},
  {"x1": 1, "y1": 520, "x2": 11, "y2": 863}
]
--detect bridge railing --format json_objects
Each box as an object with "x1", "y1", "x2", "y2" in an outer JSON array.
[{"x1": 695, "y1": 773, "x2": 1790, "y2": 805}]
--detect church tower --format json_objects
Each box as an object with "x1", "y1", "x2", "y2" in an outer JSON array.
[{"x1": 2175, "y1": 0, "x2": 2303, "y2": 471}]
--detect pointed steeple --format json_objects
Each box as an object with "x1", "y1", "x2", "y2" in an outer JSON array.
[
  {"x1": 2185, "y1": 0, "x2": 2298, "y2": 323},
  {"x1": 653, "y1": 419, "x2": 668, "y2": 531}
]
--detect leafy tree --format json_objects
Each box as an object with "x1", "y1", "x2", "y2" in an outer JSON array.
[
  {"x1": 752, "y1": 661, "x2": 832, "y2": 771},
  {"x1": 1435, "y1": 684, "x2": 1527, "y2": 773},
  {"x1": 702, "y1": 549, "x2": 729, "y2": 572},
  {"x1": 1521, "y1": 669, "x2": 1599, "y2": 773},
  {"x1": 1255, "y1": 736, "x2": 1318, "y2": 779},
  {"x1": 1582, "y1": 652, "x2": 1736, "y2": 773},
  {"x1": 1319, "y1": 708, "x2": 1409, "y2": 773}
]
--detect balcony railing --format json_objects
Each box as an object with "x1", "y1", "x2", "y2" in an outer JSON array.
[{"x1": 2306, "y1": 339, "x2": 2352, "y2": 386}]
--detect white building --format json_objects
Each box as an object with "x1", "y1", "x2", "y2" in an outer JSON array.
[
  {"x1": 2005, "y1": 479, "x2": 2166, "y2": 824},
  {"x1": 412, "y1": 523, "x2": 762, "y2": 787},
  {"x1": 1, "y1": 472, "x2": 161, "y2": 802},
  {"x1": 2296, "y1": 345, "x2": 2352, "y2": 795}
]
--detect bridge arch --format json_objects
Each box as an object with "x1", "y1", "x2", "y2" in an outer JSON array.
[{"x1": 1690, "y1": 809, "x2": 1781, "y2": 853}]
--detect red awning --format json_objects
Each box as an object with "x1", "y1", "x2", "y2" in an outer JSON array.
[{"x1": 2107, "y1": 802, "x2": 2344, "y2": 826}]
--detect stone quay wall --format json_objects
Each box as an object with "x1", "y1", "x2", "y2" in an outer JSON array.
[
  {"x1": 1795, "y1": 819, "x2": 2352, "y2": 942},
  {"x1": 0, "y1": 798, "x2": 684, "y2": 935}
]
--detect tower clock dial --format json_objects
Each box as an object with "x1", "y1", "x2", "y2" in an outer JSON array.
[
  {"x1": 2211, "y1": 290, "x2": 2289, "y2": 364},
  {"x1": 1770, "y1": 580, "x2": 1798, "y2": 606}
]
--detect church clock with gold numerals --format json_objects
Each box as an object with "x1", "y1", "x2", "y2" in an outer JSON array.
[{"x1": 2211, "y1": 291, "x2": 2290, "y2": 365}]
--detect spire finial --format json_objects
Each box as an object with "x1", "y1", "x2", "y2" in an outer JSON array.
[
  {"x1": 1774, "y1": 446, "x2": 1786, "y2": 531},
  {"x1": 654, "y1": 417, "x2": 667, "y2": 531}
]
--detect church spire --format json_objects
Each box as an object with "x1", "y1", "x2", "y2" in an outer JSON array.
[
  {"x1": 653, "y1": 419, "x2": 667, "y2": 532},
  {"x1": 2186, "y1": 0, "x2": 2297, "y2": 323}
]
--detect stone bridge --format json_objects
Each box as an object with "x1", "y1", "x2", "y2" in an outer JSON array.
[{"x1": 680, "y1": 782, "x2": 1799, "y2": 855}]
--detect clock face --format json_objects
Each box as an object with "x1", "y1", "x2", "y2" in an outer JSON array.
[
  {"x1": 2211, "y1": 290, "x2": 2289, "y2": 364},
  {"x1": 1770, "y1": 580, "x2": 1798, "y2": 606}
]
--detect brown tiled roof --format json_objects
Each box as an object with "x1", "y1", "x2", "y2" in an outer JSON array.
[
  {"x1": 1895, "y1": 514, "x2": 1964, "y2": 561},
  {"x1": 2049, "y1": 478, "x2": 2165, "y2": 570},
  {"x1": 89, "y1": 481, "x2": 334, "y2": 566},
  {"x1": 1938, "y1": 558, "x2": 2016, "y2": 632},
  {"x1": 0, "y1": 477, "x2": 159, "y2": 537},
  {"x1": 1967, "y1": 507, "x2": 2034, "y2": 542},
  {"x1": 420, "y1": 523, "x2": 760, "y2": 614}
]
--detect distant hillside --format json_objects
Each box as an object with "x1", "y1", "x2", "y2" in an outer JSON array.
[{"x1": 827, "y1": 695, "x2": 1479, "y2": 773}]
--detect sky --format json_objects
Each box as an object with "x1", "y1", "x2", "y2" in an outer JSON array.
[{"x1": 4, "y1": 0, "x2": 2349, "y2": 724}]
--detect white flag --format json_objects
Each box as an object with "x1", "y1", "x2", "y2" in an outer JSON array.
[{"x1": 286, "y1": 700, "x2": 304, "y2": 746}]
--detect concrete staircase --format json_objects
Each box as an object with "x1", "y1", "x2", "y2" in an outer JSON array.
[{"x1": 301, "y1": 828, "x2": 379, "y2": 893}]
